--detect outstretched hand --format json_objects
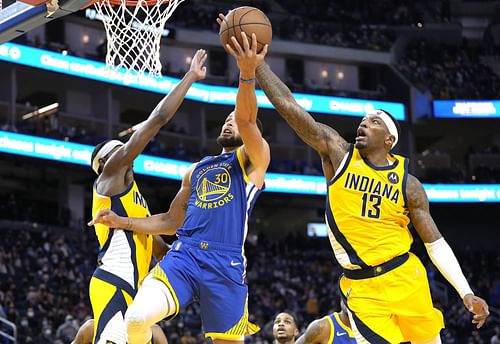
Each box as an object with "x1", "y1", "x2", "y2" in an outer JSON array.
[
  {"x1": 88, "y1": 209, "x2": 125, "y2": 229},
  {"x1": 188, "y1": 49, "x2": 208, "y2": 81},
  {"x1": 217, "y1": 12, "x2": 268, "y2": 78},
  {"x1": 463, "y1": 294, "x2": 489, "y2": 328},
  {"x1": 225, "y1": 32, "x2": 268, "y2": 77}
]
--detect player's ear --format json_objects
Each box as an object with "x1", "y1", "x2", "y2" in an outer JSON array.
[
  {"x1": 385, "y1": 134, "x2": 395, "y2": 147},
  {"x1": 98, "y1": 158, "x2": 106, "y2": 173}
]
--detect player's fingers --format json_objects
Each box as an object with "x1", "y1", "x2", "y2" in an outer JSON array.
[
  {"x1": 241, "y1": 31, "x2": 250, "y2": 52},
  {"x1": 474, "y1": 317, "x2": 486, "y2": 329},
  {"x1": 218, "y1": 13, "x2": 226, "y2": 21},
  {"x1": 87, "y1": 219, "x2": 94, "y2": 226},
  {"x1": 260, "y1": 44, "x2": 269, "y2": 58},
  {"x1": 230, "y1": 36, "x2": 244, "y2": 55},
  {"x1": 225, "y1": 44, "x2": 238, "y2": 59},
  {"x1": 251, "y1": 33, "x2": 257, "y2": 54},
  {"x1": 200, "y1": 52, "x2": 208, "y2": 65}
]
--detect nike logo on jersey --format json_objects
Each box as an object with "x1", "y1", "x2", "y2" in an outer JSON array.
[
  {"x1": 230, "y1": 260, "x2": 241, "y2": 266},
  {"x1": 337, "y1": 331, "x2": 347, "y2": 336}
]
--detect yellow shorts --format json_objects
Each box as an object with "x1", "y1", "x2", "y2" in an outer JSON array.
[
  {"x1": 339, "y1": 253, "x2": 444, "y2": 343},
  {"x1": 89, "y1": 275, "x2": 134, "y2": 344}
]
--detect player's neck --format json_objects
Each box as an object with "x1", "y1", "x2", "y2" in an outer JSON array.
[
  {"x1": 338, "y1": 311, "x2": 351, "y2": 329},
  {"x1": 359, "y1": 149, "x2": 390, "y2": 167},
  {"x1": 221, "y1": 146, "x2": 239, "y2": 154}
]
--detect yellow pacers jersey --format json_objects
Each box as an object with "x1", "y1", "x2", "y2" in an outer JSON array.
[
  {"x1": 326, "y1": 145, "x2": 412, "y2": 269},
  {"x1": 92, "y1": 181, "x2": 153, "y2": 290}
]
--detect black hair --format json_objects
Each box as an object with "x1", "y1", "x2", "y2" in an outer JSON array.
[
  {"x1": 91, "y1": 139, "x2": 114, "y2": 173},
  {"x1": 275, "y1": 311, "x2": 299, "y2": 328},
  {"x1": 378, "y1": 109, "x2": 401, "y2": 139}
]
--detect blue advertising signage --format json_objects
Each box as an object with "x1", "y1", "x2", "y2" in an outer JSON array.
[
  {"x1": 2, "y1": 130, "x2": 500, "y2": 202},
  {"x1": 433, "y1": 100, "x2": 500, "y2": 118},
  {"x1": 0, "y1": 42, "x2": 405, "y2": 120}
]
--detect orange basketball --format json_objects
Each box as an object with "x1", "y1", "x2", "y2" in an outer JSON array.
[{"x1": 219, "y1": 6, "x2": 272, "y2": 53}]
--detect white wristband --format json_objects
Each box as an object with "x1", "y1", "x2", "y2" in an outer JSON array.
[{"x1": 425, "y1": 238, "x2": 473, "y2": 299}]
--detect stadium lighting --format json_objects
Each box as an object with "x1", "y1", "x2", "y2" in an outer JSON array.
[{"x1": 22, "y1": 102, "x2": 59, "y2": 120}]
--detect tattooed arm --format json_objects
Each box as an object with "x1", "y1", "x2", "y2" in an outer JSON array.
[
  {"x1": 407, "y1": 174, "x2": 489, "y2": 328},
  {"x1": 296, "y1": 318, "x2": 330, "y2": 344},
  {"x1": 406, "y1": 174, "x2": 442, "y2": 242},
  {"x1": 256, "y1": 63, "x2": 349, "y2": 170}
]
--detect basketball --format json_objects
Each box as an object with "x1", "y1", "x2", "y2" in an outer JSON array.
[{"x1": 219, "y1": 6, "x2": 272, "y2": 53}]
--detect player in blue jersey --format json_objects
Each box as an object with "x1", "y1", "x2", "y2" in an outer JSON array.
[
  {"x1": 89, "y1": 33, "x2": 270, "y2": 344},
  {"x1": 296, "y1": 301, "x2": 355, "y2": 344}
]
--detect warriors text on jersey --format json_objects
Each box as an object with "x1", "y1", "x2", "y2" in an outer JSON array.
[
  {"x1": 177, "y1": 147, "x2": 262, "y2": 246},
  {"x1": 326, "y1": 145, "x2": 411, "y2": 269},
  {"x1": 152, "y1": 147, "x2": 263, "y2": 340}
]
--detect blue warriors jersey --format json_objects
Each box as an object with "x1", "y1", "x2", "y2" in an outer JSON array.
[
  {"x1": 177, "y1": 148, "x2": 262, "y2": 246},
  {"x1": 325, "y1": 312, "x2": 356, "y2": 344}
]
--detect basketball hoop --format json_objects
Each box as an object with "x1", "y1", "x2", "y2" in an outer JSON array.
[{"x1": 93, "y1": 0, "x2": 184, "y2": 76}]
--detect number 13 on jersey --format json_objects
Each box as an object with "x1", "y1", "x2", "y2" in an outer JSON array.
[{"x1": 361, "y1": 193, "x2": 381, "y2": 218}]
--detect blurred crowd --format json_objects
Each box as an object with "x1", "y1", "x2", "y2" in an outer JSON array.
[
  {"x1": 0, "y1": 222, "x2": 499, "y2": 343},
  {"x1": 397, "y1": 39, "x2": 500, "y2": 100},
  {"x1": 417, "y1": 145, "x2": 500, "y2": 184},
  {"x1": 171, "y1": 0, "x2": 455, "y2": 51}
]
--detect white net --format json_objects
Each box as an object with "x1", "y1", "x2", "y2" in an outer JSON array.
[{"x1": 93, "y1": 0, "x2": 184, "y2": 76}]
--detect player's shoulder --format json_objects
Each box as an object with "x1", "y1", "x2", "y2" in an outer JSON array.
[{"x1": 305, "y1": 317, "x2": 331, "y2": 340}]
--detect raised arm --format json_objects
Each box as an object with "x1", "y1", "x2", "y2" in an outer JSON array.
[
  {"x1": 225, "y1": 32, "x2": 270, "y2": 187},
  {"x1": 102, "y1": 50, "x2": 207, "y2": 175},
  {"x1": 89, "y1": 166, "x2": 193, "y2": 235},
  {"x1": 295, "y1": 318, "x2": 329, "y2": 344},
  {"x1": 255, "y1": 62, "x2": 349, "y2": 162},
  {"x1": 406, "y1": 174, "x2": 489, "y2": 328}
]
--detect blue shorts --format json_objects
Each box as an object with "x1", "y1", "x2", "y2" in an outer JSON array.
[{"x1": 150, "y1": 237, "x2": 259, "y2": 340}]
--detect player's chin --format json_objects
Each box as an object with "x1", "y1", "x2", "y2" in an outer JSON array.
[
  {"x1": 355, "y1": 141, "x2": 367, "y2": 149},
  {"x1": 276, "y1": 334, "x2": 290, "y2": 340}
]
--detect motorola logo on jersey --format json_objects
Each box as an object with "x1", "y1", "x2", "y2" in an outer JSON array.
[
  {"x1": 195, "y1": 164, "x2": 234, "y2": 209},
  {"x1": 388, "y1": 172, "x2": 399, "y2": 184}
]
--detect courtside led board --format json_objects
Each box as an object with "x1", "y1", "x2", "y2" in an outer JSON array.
[{"x1": 2, "y1": 130, "x2": 499, "y2": 202}]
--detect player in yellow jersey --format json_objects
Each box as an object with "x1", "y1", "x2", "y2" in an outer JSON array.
[
  {"x1": 88, "y1": 49, "x2": 207, "y2": 344},
  {"x1": 255, "y1": 62, "x2": 489, "y2": 343}
]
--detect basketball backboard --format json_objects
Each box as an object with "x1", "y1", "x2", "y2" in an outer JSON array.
[{"x1": 0, "y1": 0, "x2": 93, "y2": 44}]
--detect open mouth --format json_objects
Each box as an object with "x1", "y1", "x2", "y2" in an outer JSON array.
[
  {"x1": 222, "y1": 128, "x2": 232, "y2": 135},
  {"x1": 356, "y1": 128, "x2": 367, "y2": 140}
]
